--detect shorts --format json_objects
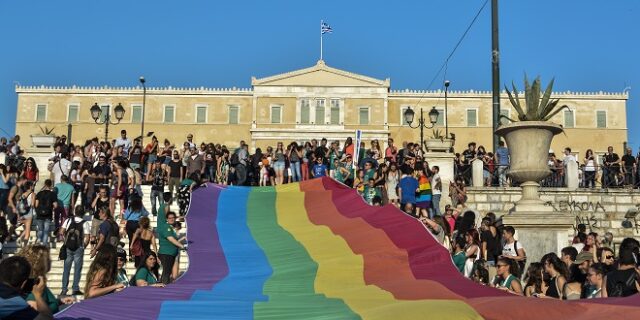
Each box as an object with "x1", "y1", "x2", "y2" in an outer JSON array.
[
  {"x1": 19, "y1": 210, "x2": 33, "y2": 220},
  {"x1": 91, "y1": 218, "x2": 104, "y2": 237},
  {"x1": 130, "y1": 163, "x2": 141, "y2": 170},
  {"x1": 147, "y1": 154, "x2": 157, "y2": 164},
  {"x1": 273, "y1": 161, "x2": 285, "y2": 171},
  {"x1": 111, "y1": 186, "x2": 126, "y2": 200}
]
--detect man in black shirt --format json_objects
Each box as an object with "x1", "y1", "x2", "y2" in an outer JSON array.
[
  {"x1": 603, "y1": 146, "x2": 620, "y2": 188},
  {"x1": 34, "y1": 179, "x2": 58, "y2": 246},
  {"x1": 621, "y1": 147, "x2": 636, "y2": 186},
  {"x1": 461, "y1": 142, "x2": 476, "y2": 185},
  {"x1": 92, "y1": 155, "x2": 112, "y2": 188},
  {"x1": 315, "y1": 138, "x2": 329, "y2": 166}
]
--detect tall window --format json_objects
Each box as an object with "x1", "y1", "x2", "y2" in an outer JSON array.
[
  {"x1": 359, "y1": 107, "x2": 369, "y2": 125},
  {"x1": 596, "y1": 111, "x2": 607, "y2": 128},
  {"x1": 100, "y1": 105, "x2": 110, "y2": 123},
  {"x1": 271, "y1": 105, "x2": 282, "y2": 124},
  {"x1": 435, "y1": 107, "x2": 445, "y2": 126},
  {"x1": 563, "y1": 110, "x2": 575, "y2": 128},
  {"x1": 196, "y1": 105, "x2": 207, "y2": 123},
  {"x1": 228, "y1": 105, "x2": 239, "y2": 124},
  {"x1": 67, "y1": 104, "x2": 79, "y2": 122},
  {"x1": 466, "y1": 109, "x2": 478, "y2": 127},
  {"x1": 500, "y1": 109, "x2": 511, "y2": 125},
  {"x1": 164, "y1": 106, "x2": 175, "y2": 123},
  {"x1": 330, "y1": 99, "x2": 340, "y2": 125},
  {"x1": 300, "y1": 99, "x2": 310, "y2": 124},
  {"x1": 401, "y1": 106, "x2": 410, "y2": 125},
  {"x1": 315, "y1": 99, "x2": 325, "y2": 124},
  {"x1": 35, "y1": 104, "x2": 47, "y2": 121},
  {"x1": 131, "y1": 105, "x2": 142, "y2": 123}
]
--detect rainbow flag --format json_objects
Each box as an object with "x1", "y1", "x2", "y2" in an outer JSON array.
[
  {"x1": 56, "y1": 178, "x2": 640, "y2": 319},
  {"x1": 415, "y1": 174, "x2": 432, "y2": 209}
]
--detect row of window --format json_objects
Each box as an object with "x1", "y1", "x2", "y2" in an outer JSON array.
[
  {"x1": 34, "y1": 103, "x2": 609, "y2": 128},
  {"x1": 35, "y1": 104, "x2": 240, "y2": 124}
]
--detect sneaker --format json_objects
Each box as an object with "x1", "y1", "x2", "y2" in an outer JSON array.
[{"x1": 72, "y1": 290, "x2": 84, "y2": 296}]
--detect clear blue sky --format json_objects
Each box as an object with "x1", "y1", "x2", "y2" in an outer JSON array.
[{"x1": 1, "y1": 0, "x2": 638, "y2": 150}]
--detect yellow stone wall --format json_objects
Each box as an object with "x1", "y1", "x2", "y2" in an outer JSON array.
[{"x1": 15, "y1": 85, "x2": 628, "y2": 159}]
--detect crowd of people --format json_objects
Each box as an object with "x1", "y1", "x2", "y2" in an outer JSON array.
[
  {"x1": 0, "y1": 131, "x2": 639, "y2": 319},
  {"x1": 431, "y1": 206, "x2": 639, "y2": 299}
]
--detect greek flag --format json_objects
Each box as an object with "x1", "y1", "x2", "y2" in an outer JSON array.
[{"x1": 321, "y1": 22, "x2": 333, "y2": 34}]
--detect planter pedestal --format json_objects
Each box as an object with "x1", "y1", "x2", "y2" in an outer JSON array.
[
  {"x1": 502, "y1": 212, "x2": 573, "y2": 268},
  {"x1": 496, "y1": 121, "x2": 563, "y2": 213}
]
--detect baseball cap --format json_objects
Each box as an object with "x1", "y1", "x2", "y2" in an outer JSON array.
[{"x1": 573, "y1": 251, "x2": 593, "y2": 264}]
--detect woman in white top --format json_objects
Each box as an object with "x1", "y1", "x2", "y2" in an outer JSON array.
[
  {"x1": 583, "y1": 149, "x2": 596, "y2": 188},
  {"x1": 385, "y1": 163, "x2": 399, "y2": 206},
  {"x1": 463, "y1": 229, "x2": 481, "y2": 277}
]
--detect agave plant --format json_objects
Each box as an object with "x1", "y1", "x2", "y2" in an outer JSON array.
[
  {"x1": 503, "y1": 75, "x2": 569, "y2": 122},
  {"x1": 430, "y1": 128, "x2": 444, "y2": 139},
  {"x1": 38, "y1": 125, "x2": 55, "y2": 135}
]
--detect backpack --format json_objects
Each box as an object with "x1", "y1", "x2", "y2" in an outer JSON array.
[
  {"x1": 36, "y1": 191, "x2": 54, "y2": 219},
  {"x1": 230, "y1": 151, "x2": 240, "y2": 166},
  {"x1": 64, "y1": 219, "x2": 83, "y2": 251},
  {"x1": 107, "y1": 220, "x2": 120, "y2": 247},
  {"x1": 17, "y1": 192, "x2": 32, "y2": 216},
  {"x1": 514, "y1": 241, "x2": 527, "y2": 276}
]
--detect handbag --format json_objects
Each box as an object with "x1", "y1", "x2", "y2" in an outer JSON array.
[
  {"x1": 130, "y1": 238, "x2": 143, "y2": 256},
  {"x1": 58, "y1": 244, "x2": 67, "y2": 260}
]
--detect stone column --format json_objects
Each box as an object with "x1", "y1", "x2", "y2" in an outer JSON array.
[
  {"x1": 424, "y1": 152, "x2": 455, "y2": 211},
  {"x1": 502, "y1": 212, "x2": 573, "y2": 268},
  {"x1": 565, "y1": 160, "x2": 579, "y2": 190},
  {"x1": 472, "y1": 158, "x2": 484, "y2": 187}
]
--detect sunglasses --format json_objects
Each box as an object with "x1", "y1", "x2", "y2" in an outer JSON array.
[{"x1": 605, "y1": 255, "x2": 614, "y2": 259}]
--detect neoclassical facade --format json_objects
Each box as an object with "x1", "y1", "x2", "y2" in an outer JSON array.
[{"x1": 15, "y1": 60, "x2": 628, "y2": 158}]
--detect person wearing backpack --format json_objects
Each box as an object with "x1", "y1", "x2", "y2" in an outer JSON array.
[
  {"x1": 602, "y1": 239, "x2": 640, "y2": 297},
  {"x1": 501, "y1": 226, "x2": 527, "y2": 276},
  {"x1": 59, "y1": 205, "x2": 90, "y2": 296},
  {"x1": 34, "y1": 179, "x2": 58, "y2": 246},
  {"x1": 16, "y1": 180, "x2": 35, "y2": 247},
  {"x1": 90, "y1": 207, "x2": 120, "y2": 259}
]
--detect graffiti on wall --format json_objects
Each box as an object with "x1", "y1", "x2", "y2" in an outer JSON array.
[{"x1": 545, "y1": 200, "x2": 606, "y2": 213}]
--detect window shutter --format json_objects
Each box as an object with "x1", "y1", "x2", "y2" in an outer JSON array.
[
  {"x1": 271, "y1": 106, "x2": 281, "y2": 124},
  {"x1": 229, "y1": 106, "x2": 239, "y2": 124},
  {"x1": 596, "y1": 111, "x2": 606, "y2": 128},
  {"x1": 315, "y1": 100, "x2": 325, "y2": 124},
  {"x1": 131, "y1": 105, "x2": 142, "y2": 123},
  {"x1": 330, "y1": 100, "x2": 340, "y2": 125},
  {"x1": 359, "y1": 108, "x2": 369, "y2": 125},
  {"x1": 196, "y1": 106, "x2": 207, "y2": 123},
  {"x1": 467, "y1": 109, "x2": 477, "y2": 127},
  {"x1": 300, "y1": 100, "x2": 310, "y2": 124},
  {"x1": 563, "y1": 110, "x2": 574, "y2": 128},
  {"x1": 164, "y1": 106, "x2": 175, "y2": 123},
  {"x1": 67, "y1": 105, "x2": 79, "y2": 122}
]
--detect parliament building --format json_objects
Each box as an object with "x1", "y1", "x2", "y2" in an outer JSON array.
[{"x1": 15, "y1": 60, "x2": 628, "y2": 158}]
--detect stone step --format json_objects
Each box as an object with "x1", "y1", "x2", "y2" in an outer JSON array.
[{"x1": 5, "y1": 185, "x2": 191, "y2": 296}]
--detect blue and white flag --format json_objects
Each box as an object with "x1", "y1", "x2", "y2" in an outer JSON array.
[{"x1": 321, "y1": 22, "x2": 333, "y2": 34}]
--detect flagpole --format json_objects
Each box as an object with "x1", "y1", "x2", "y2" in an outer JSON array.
[{"x1": 320, "y1": 19, "x2": 323, "y2": 61}]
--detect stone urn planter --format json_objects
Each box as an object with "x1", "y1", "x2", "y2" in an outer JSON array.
[
  {"x1": 31, "y1": 134, "x2": 57, "y2": 148},
  {"x1": 497, "y1": 122, "x2": 563, "y2": 212},
  {"x1": 425, "y1": 138, "x2": 454, "y2": 152}
]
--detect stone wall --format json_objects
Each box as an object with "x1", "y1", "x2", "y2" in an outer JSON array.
[{"x1": 465, "y1": 187, "x2": 640, "y2": 242}]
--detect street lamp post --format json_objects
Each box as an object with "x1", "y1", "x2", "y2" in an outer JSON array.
[
  {"x1": 403, "y1": 106, "x2": 439, "y2": 154},
  {"x1": 90, "y1": 102, "x2": 125, "y2": 142},
  {"x1": 139, "y1": 76, "x2": 146, "y2": 146},
  {"x1": 444, "y1": 80, "x2": 450, "y2": 139}
]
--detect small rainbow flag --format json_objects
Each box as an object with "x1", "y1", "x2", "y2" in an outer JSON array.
[{"x1": 56, "y1": 178, "x2": 640, "y2": 320}]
